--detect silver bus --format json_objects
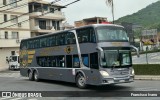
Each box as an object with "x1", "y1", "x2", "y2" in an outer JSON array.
[{"x1": 20, "y1": 24, "x2": 139, "y2": 88}]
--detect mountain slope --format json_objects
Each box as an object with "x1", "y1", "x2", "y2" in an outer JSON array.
[{"x1": 115, "y1": 1, "x2": 160, "y2": 30}]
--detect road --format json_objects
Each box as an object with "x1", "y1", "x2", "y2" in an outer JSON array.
[
  {"x1": 132, "y1": 52, "x2": 160, "y2": 64},
  {"x1": 0, "y1": 71, "x2": 160, "y2": 100}
]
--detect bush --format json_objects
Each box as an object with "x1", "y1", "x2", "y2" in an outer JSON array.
[{"x1": 133, "y1": 64, "x2": 160, "y2": 75}]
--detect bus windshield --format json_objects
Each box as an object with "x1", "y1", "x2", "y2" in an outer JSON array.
[
  {"x1": 97, "y1": 27, "x2": 128, "y2": 41},
  {"x1": 101, "y1": 50, "x2": 131, "y2": 68}
]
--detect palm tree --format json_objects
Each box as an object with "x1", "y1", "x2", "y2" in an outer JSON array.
[{"x1": 106, "y1": 0, "x2": 114, "y2": 23}]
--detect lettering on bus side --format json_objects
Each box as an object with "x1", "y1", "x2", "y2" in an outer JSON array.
[{"x1": 39, "y1": 47, "x2": 61, "y2": 56}]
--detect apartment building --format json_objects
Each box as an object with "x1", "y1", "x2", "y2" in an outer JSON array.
[
  {"x1": 28, "y1": 0, "x2": 65, "y2": 36},
  {"x1": 74, "y1": 17, "x2": 108, "y2": 27},
  {"x1": 0, "y1": 0, "x2": 31, "y2": 69},
  {"x1": 0, "y1": 0, "x2": 65, "y2": 70}
]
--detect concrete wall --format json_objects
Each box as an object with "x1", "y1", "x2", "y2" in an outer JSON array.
[{"x1": 0, "y1": 47, "x2": 19, "y2": 71}]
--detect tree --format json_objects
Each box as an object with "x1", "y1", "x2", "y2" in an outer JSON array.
[{"x1": 106, "y1": 0, "x2": 114, "y2": 23}]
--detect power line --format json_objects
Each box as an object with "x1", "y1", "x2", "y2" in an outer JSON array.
[
  {"x1": 0, "y1": 2, "x2": 28, "y2": 13},
  {"x1": 0, "y1": 0, "x2": 23, "y2": 9},
  {"x1": 2, "y1": 0, "x2": 80, "y2": 29}
]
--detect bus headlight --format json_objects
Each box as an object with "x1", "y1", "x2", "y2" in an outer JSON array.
[{"x1": 100, "y1": 71, "x2": 109, "y2": 77}]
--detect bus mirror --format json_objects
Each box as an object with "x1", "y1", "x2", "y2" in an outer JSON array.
[
  {"x1": 96, "y1": 47, "x2": 104, "y2": 59},
  {"x1": 131, "y1": 45, "x2": 140, "y2": 57}
]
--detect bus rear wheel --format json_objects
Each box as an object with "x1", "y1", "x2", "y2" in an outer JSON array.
[
  {"x1": 28, "y1": 71, "x2": 34, "y2": 81},
  {"x1": 33, "y1": 71, "x2": 39, "y2": 82},
  {"x1": 76, "y1": 73, "x2": 87, "y2": 89}
]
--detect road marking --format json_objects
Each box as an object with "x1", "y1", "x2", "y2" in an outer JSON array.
[
  {"x1": 1, "y1": 97, "x2": 38, "y2": 100},
  {"x1": 136, "y1": 87, "x2": 158, "y2": 91},
  {"x1": 10, "y1": 98, "x2": 24, "y2": 100},
  {"x1": 0, "y1": 97, "x2": 13, "y2": 100}
]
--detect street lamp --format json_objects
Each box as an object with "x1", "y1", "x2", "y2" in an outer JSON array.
[{"x1": 146, "y1": 46, "x2": 148, "y2": 64}]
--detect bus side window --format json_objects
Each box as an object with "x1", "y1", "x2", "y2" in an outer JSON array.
[
  {"x1": 90, "y1": 29, "x2": 96, "y2": 42},
  {"x1": 82, "y1": 54, "x2": 89, "y2": 67},
  {"x1": 90, "y1": 52, "x2": 99, "y2": 69},
  {"x1": 56, "y1": 56, "x2": 65, "y2": 67},
  {"x1": 73, "y1": 55, "x2": 80, "y2": 68},
  {"x1": 66, "y1": 55, "x2": 72, "y2": 68}
]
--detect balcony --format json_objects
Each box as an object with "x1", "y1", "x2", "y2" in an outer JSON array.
[
  {"x1": 29, "y1": 11, "x2": 65, "y2": 20},
  {"x1": 30, "y1": 25, "x2": 58, "y2": 33}
]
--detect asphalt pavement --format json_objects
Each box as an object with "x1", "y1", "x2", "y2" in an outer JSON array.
[{"x1": 0, "y1": 69, "x2": 160, "y2": 81}]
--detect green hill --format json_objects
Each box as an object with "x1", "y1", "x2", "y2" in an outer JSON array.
[{"x1": 115, "y1": 1, "x2": 160, "y2": 31}]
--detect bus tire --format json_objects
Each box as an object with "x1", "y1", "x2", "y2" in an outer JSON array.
[
  {"x1": 28, "y1": 70, "x2": 34, "y2": 81},
  {"x1": 33, "y1": 71, "x2": 39, "y2": 82},
  {"x1": 76, "y1": 73, "x2": 87, "y2": 89}
]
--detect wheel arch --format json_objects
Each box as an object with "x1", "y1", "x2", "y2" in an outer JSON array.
[{"x1": 75, "y1": 70, "x2": 86, "y2": 81}]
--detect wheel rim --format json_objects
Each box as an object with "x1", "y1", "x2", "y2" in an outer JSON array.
[
  {"x1": 78, "y1": 76, "x2": 85, "y2": 87},
  {"x1": 34, "y1": 72, "x2": 38, "y2": 80},
  {"x1": 29, "y1": 72, "x2": 32, "y2": 79}
]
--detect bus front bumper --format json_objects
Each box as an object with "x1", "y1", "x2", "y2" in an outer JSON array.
[{"x1": 100, "y1": 75, "x2": 134, "y2": 85}]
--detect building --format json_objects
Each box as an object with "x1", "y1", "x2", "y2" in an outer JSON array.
[
  {"x1": 141, "y1": 29, "x2": 159, "y2": 51},
  {"x1": 0, "y1": 0, "x2": 31, "y2": 69},
  {"x1": 74, "y1": 17, "x2": 109, "y2": 27},
  {"x1": 29, "y1": 0, "x2": 65, "y2": 36},
  {"x1": 0, "y1": 0, "x2": 65, "y2": 70}
]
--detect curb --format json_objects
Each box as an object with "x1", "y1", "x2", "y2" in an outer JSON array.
[{"x1": 134, "y1": 75, "x2": 160, "y2": 80}]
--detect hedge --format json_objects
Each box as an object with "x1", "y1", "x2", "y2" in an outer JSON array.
[{"x1": 133, "y1": 64, "x2": 160, "y2": 75}]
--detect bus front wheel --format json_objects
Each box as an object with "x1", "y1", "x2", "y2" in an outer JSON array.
[
  {"x1": 76, "y1": 73, "x2": 87, "y2": 89},
  {"x1": 28, "y1": 71, "x2": 34, "y2": 81}
]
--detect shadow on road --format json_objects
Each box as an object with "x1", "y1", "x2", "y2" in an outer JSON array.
[{"x1": 32, "y1": 79, "x2": 132, "y2": 91}]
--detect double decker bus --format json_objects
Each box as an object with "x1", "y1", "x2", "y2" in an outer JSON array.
[{"x1": 20, "y1": 24, "x2": 139, "y2": 88}]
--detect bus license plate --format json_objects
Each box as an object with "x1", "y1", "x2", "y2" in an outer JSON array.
[{"x1": 119, "y1": 80, "x2": 125, "y2": 82}]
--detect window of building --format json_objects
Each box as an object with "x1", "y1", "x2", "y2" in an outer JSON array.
[
  {"x1": 43, "y1": 5, "x2": 48, "y2": 11},
  {"x1": 50, "y1": 8, "x2": 54, "y2": 13},
  {"x1": 11, "y1": 15, "x2": 18, "y2": 23},
  {"x1": 4, "y1": 14, "x2": 7, "y2": 22},
  {"x1": 52, "y1": 20, "x2": 60, "y2": 30},
  {"x1": 3, "y1": 0, "x2": 7, "y2": 5},
  {"x1": 5, "y1": 31, "x2": 8, "y2": 39},
  {"x1": 10, "y1": 0, "x2": 17, "y2": 7},
  {"x1": 58, "y1": 8, "x2": 61, "y2": 11},
  {"x1": 12, "y1": 32, "x2": 19, "y2": 39}
]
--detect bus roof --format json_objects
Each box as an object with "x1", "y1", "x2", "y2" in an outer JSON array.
[{"x1": 21, "y1": 24, "x2": 124, "y2": 41}]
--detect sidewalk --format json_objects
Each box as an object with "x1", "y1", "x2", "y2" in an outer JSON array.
[
  {"x1": 0, "y1": 66, "x2": 8, "y2": 72},
  {"x1": 135, "y1": 75, "x2": 160, "y2": 80}
]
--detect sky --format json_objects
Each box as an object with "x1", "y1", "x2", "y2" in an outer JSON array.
[{"x1": 45, "y1": 0, "x2": 159, "y2": 25}]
